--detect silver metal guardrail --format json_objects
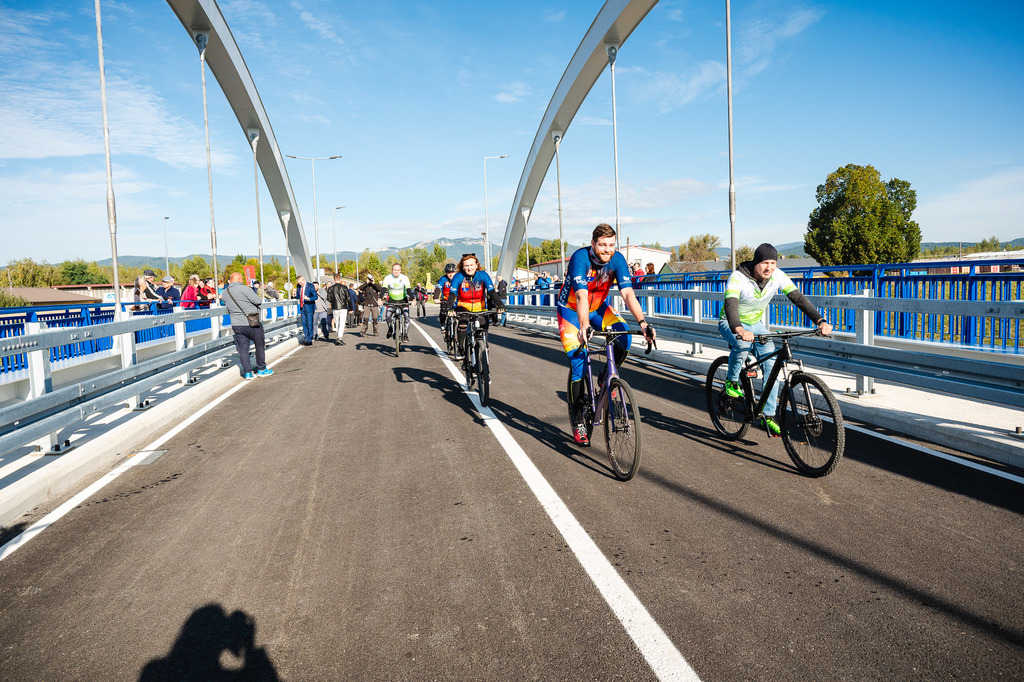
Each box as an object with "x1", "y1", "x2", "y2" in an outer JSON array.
[
  {"x1": 0, "y1": 304, "x2": 299, "y2": 457},
  {"x1": 506, "y1": 289, "x2": 1024, "y2": 409}
]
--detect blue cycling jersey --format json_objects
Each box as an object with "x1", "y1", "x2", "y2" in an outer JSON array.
[{"x1": 556, "y1": 247, "x2": 633, "y2": 312}]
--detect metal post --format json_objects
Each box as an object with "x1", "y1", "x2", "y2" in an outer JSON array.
[
  {"x1": 196, "y1": 32, "x2": 219, "y2": 303},
  {"x1": 726, "y1": 0, "x2": 737, "y2": 271},
  {"x1": 163, "y1": 216, "x2": 170, "y2": 275},
  {"x1": 483, "y1": 154, "x2": 509, "y2": 275},
  {"x1": 248, "y1": 128, "x2": 265, "y2": 298},
  {"x1": 285, "y1": 154, "x2": 341, "y2": 281},
  {"x1": 333, "y1": 205, "x2": 345, "y2": 276},
  {"x1": 552, "y1": 132, "x2": 565, "y2": 277},
  {"x1": 856, "y1": 288, "x2": 875, "y2": 395},
  {"x1": 606, "y1": 42, "x2": 622, "y2": 246},
  {"x1": 95, "y1": 0, "x2": 122, "y2": 322},
  {"x1": 281, "y1": 210, "x2": 292, "y2": 292}
]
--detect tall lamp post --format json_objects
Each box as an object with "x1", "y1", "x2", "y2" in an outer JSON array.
[
  {"x1": 95, "y1": 0, "x2": 122, "y2": 318},
  {"x1": 163, "y1": 216, "x2": 170, "y2": 275},
  {"x1": 483, "y1": 154, "x2": 509, "y2": 275},
  {"x1": 285, "y1": 153, "x2": 341, "y2": 281},
  {"x1": 332, "y1": 205, "x2": 345, "y2": 276},
  {"x1": 247, "y1": 128, "x2": 266, "y2": 296},
  {"x1": 194, "y1": 30, "x2": 219, "y2": 301}
]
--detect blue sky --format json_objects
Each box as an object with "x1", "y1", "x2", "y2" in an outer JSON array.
[{"x1": 1, "y1": 0, "x2": 1022, "y2": 265}]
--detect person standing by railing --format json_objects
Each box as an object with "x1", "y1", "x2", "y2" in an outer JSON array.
[
  {"x1": 181, "y1": 275, "x2": 201, "y2": 309},
  {"x1": 294, "y1": 275, "x2": 317, "y2": 345},
  {"x1": 132, "y1": 275, "x2": 160, "y2": 312},
  {"x1": 155, "y1": 275, "x2": 179, "y2": 312},
  {"x1": 223, "y1": 271, "x2": 272, "y2": 380}
]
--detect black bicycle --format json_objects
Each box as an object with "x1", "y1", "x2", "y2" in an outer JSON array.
[
  {"x1": 455, "y1": 310, "x2": 493, "y2": 406},
  {"x1": 442, "y1": 309, "x2": 458, "y2": 357},
  {"x1": 566, "y1": 329, "x2": 654, "y2": 481},
  {"x1": 385, "y1": 302, "x2": 410, "y2": 355},
  {"x1": 705, "y1": 329, "x2": 845, "y2": 477}
]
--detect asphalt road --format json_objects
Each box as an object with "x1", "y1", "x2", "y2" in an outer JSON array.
[{"x1": 0, "y1": 314, "x2": 1021, "y2": 681}]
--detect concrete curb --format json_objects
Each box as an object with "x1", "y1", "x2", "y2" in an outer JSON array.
[{"x1": 0, "y1": 338, "x2": 299, "y2": 529}]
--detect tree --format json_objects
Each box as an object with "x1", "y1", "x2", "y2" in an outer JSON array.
[
  {"x1": 733, "y1": 245, "x2": 754, "y2": 264},
  {"x1": 678, "y1": 234, "x2": 721, "y2": 262},
  {"x1": 804, "y1": 164, "x2": 921, "y2": 266},
  {"x1": 178, "y1": 255, "x2": 213, "y2": 281}
]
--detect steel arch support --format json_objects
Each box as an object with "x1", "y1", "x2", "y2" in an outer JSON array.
[
  {"x1": 165, "y1": 0, "x2": 313, "y2": 280},
  {"x1": 496, "y1": 0, "x2": 658, "y2": 281}
]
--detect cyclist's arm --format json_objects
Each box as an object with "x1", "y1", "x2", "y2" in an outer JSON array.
[
  {"x1": 619, "y1": 287, "x2": 655, "y2": 339},
  {"x1": 574, "y1": 288, "x2": 590, "y2": 344},
  {"x1": 723, "y1": 296, "x2": 755, "y2": 342},
  {"x1": 785, "y1": 289, "x2": 832, "y2": 335}
]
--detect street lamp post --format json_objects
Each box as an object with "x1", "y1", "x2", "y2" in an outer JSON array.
[
  {"x1": 332, "y1": 205, "x2": 345, "y2": 276},
  {"x1": 163, "y1": 216, "x2": 170, "y2": 276},
  {"x1": 248, "y1": 128, "x2": 265, "y2": 296},
  {"x1": 286, "y1": 154, "x2": 341, "y2": 282},
  {"x1": 94, "y1": 0, "x2": 122, "y2": 319},
  {"x1": 194, "y1": 31, "x2": 219, "y2": 301},
  {"x1": 483, "y1": 154, "x2": 509, "y2": 275},
  {"x1": 280, "y1": 210, "x2": 292, "y2": 292}
]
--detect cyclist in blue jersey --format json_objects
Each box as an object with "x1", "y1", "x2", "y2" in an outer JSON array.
[
  {"x1": 558, "y1": 224, "x2": 655, "y2": 445},
  {"x1": 446, "y1": 253, "x2": 503, "y2": 362},
  {"x1": 434, "y1": 262, "x2": 458, "y2": 324}
]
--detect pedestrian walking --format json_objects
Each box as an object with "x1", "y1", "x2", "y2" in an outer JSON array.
[
  {"x1": 223, "y1": 272, "x2": 273, "y2": 379},
  {"x1": 328, "y1": 274, "x2": 352, "y2": 345},
  {"x1": 295, "y1": 275, "x2": 317, "y2": 345},
  {"x1": 314, "y1": 281, "x2": 331, "y2": 341}
]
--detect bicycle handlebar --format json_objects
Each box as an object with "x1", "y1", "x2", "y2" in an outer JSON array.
[
  {"x1": 584, "y1": 328, "x2": 656, "y2": 355},
  {"x1": 753, "y1": 328, "x2": 823, "y2": 344}
]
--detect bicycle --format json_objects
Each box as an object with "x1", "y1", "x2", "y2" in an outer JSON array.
[
  {"x1": 385, "y1": 302, "x2": 410, "y2": 355},
  {"x1": 454, "y1": 310, "x2": 494, "y2": 407},
  {"x1": 442, "y1": 309, "x2": 458, "y2": 357},
  {"x1": 705, "y1": 329, "x2": 845, "y2": 477},
  {"x1": 566, "y1": 328, "x2": 654, "y2": 481}
]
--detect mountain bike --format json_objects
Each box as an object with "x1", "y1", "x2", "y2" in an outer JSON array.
[
  {"x1": 456, "y1": 310, "x2": 494, "y2": 406},
  {"x1": 705, "y1": 329, "x2": 845, "y2": 477},
  {"x1": 566, "y1": 328, "x2": 654, "y2": 481},
  {"x1": 385, "y1": 302, "x2": 410, "y2": 355},
  {"x1": 442, "y1": 309, "x2": 458, "y2": 356}
]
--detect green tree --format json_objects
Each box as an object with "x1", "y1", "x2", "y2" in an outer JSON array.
[
  {"x1": 58, "y1": 259, "x2": 95, "y2": 285},
  {"x1": 0, "y1": 289, "x2": 31, "y2": 307},
  {"x1": 733, "y1": 245, "x2": 754, "y2": 264},
  {"x1": 805, "y1": 164, "x2": 921, "y2": 266},
  {"x1": 678, "y1": 234, "x2": 721, "y2": 262},
  {"x1": 178, "y1": 255, "x2": 213, "y2": 281}
]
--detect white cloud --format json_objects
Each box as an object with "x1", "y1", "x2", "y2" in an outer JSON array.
[
  {"x1": 0, "y1": 61, "x2": 236, "y2": 169},
  {"x1": 493, "y1": 82, "x2": 533, "y2": 103},
  {"x1": 624, "y1": 61, "x2": 727, "y2": 114},
  {"x1": 739, "y1": 7, "x2": 824, "y2": 76},
  {"x1": 915, "y1": 168, "x2": 1024, "y2": 242},
  {"x1": 289, "y1": 1, "x2": 345, "y2": 46},
  {"x1": 543, "y1": 10, "x2": 566, "y2": 23}
]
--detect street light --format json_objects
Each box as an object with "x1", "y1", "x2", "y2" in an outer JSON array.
[
  {"x1": 163, "y1": 216, "x2": 170, "y2": 275},
  {"x1": 484, "y1": 154, "x2": 509, "y2": 275},
  {"x1": 248, "y1": 128, "x2": 265, "y2": 296},
  {"x1": 332, "y1": 205, "x2": 345, "y2": 276},
  {"x1": 194, "y1": 30, "x2": 219, "y2": 302},
  {"x1": 285, "y1": 153, "x2": 341, "y2": 281},
  {"x1": 95, "y1": 0, "x2": 123, "y2": 319}
]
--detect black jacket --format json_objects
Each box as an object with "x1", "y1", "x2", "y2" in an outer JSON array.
[{"x1": 327, "y1": 283, "x2": 351, "y2": 310}]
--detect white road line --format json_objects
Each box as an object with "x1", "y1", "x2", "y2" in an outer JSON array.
[
  {"x1": 412, "y1": 321, "x2": 700, "y2": 682},
  {"x1": 0, "y1": 344, "x2": 304, "y2": 562}
]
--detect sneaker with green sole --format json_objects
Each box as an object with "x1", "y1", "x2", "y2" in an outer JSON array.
[
  {"x1": 761, "y1": 415, "x2": 781, "y2": 437},
  {"x1": 723, "y1": 380, "x2": 743, "y2": 398}
]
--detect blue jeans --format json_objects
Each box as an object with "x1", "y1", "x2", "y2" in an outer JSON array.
[{"x1": 718, "y1": 318, "x2": 779, "y2": 417}]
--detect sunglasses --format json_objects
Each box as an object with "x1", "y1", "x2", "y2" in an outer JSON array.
[{"x1": 462, "y1": 253, "x2": 477, "y2": 258}]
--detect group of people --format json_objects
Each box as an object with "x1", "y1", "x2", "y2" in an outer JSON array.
[
  {"x1": 131, "y1": 270, "x2": 282, "y2": 312},
  {"x1": 227, "y1": 224, "x2": 833, "y2": 450}
]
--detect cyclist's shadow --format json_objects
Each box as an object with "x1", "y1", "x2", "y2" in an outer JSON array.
[
  {"x1": 488, "y1": 393, "x2": 620, "y2": 481},
  {"x1": 393, "y1": 366, "x2": 486, "y2": 423}
]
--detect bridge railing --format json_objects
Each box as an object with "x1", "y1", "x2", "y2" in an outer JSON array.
[
  {"x1": 505, "y1": 288, "x2": 1024, "y2": 409},
  {"x1": 0, "y1": 301, "x2": 300, "y2": 457}
]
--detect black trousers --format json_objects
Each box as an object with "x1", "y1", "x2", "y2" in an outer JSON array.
[{"x1": 233, "y1": 324, "x2": 266, "y2": 374}]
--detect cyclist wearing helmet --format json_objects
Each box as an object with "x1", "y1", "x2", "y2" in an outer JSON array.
[
  {"x1": 446, "y1": 254, "x2": 502, "y2": 362},
  {"x1": 434, "y1": 262, "x2": 458, "y2": 324},
  {"x1": 559, "y1": 224, "x2": 654, "y2": 445},
  {"x1": 719, "y1": 243, "x2": 833, "y2": 436}
]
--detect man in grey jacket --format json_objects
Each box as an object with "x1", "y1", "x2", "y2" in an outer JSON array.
[{"x1": 223, "y1": 272, "x2": 273, "y2": 379}]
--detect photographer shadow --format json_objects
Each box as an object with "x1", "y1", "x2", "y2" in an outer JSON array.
[{"x1": 139, "y1": 604, "x2": 279, "y2": 681}]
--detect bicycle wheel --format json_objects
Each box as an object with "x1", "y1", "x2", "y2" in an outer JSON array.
[
  {"x1": 394, "y1": 320, "x2": 401, "y2": 354},
  {"x1": 779, "y1": 371, "x2": 845, "y2": 477},
  {"x1": 464, "y1": 339, "x2": 475, "y2": 388},
  {"x1": 604, "y1": 377, "x2": 642, "y2": 481},
  {"x1": 705, "y1": 356, "x2": 750, "y2": 440},
  {"x1": 476, "y1": 338, "x2": 490, "y2": 406}
]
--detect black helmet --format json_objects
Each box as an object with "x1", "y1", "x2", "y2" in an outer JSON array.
[{"x1": 444, "y1": 263, "x2": 457, "y2": 273}]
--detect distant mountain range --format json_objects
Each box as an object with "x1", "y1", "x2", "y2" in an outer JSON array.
[{"x1": 94, "y1": 236, "x2": 1024, "y2": 269}]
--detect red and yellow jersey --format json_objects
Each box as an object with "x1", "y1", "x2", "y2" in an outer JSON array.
[
  {"x1": 449, "y1": 271, "x2": 494, "y2": 312},
  {"x1": 556, "y1": 247, "x2": 632, "y2": 313}
]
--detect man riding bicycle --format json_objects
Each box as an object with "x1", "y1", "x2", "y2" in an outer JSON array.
[
  {"x1": 434, "y1": 262, "x2": 458, "y2": 323},
  {"x1": 719, "y1": 243, "x2": 833, "y2": 436},
  {"x1": 445, "y1": 254, "x2": 502, "y2": 363},
  {"x1": 560, "y1": 224, "x2": 655, "y2": 446},
  {"x1": 382, "y1": 263, "x2": 413, "y2": 342}
]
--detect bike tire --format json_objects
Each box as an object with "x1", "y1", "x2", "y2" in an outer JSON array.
[
  {"x1": 477, "y1": 340, "x2": 490, "y2": 406},
  {"x1": 565, "y1": 366, "x2": 593, "y2": 437},
  {"x1": 395, "y1": 322, "x2": 401, "y2": 354},
  {"x1": 603, "y1": 377, "x2": 642, "y2": 481},
  {"x1": 464, "y1": 339, "x2": 475, "y2": 389},
  {"x1": 705, "y1": 356, "x2": 750, "y2": 440},
  {"x1": 779, "y1": 372, "x2": 845, "y2": 477}
]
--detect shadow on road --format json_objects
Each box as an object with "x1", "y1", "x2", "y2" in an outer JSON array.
[{"x1": 139, "y1": 604, "x2": 279, "y2": 681}]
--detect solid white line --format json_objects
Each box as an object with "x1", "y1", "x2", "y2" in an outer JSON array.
[
  {"x1": 412, "y1": 321, "x2": 700, "y2": 682},
  {"x1": 0, "y1": 344, "x2": 303, "y2": 562}
]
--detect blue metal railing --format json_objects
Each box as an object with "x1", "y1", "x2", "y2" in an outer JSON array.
[{"x1": 510, "y1": 257, "x2": 1024, "y2": 352}]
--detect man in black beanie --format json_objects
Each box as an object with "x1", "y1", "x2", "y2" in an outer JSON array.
[{"x1": 718, "y1": 243, "x2": 832, "y2": 437}]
